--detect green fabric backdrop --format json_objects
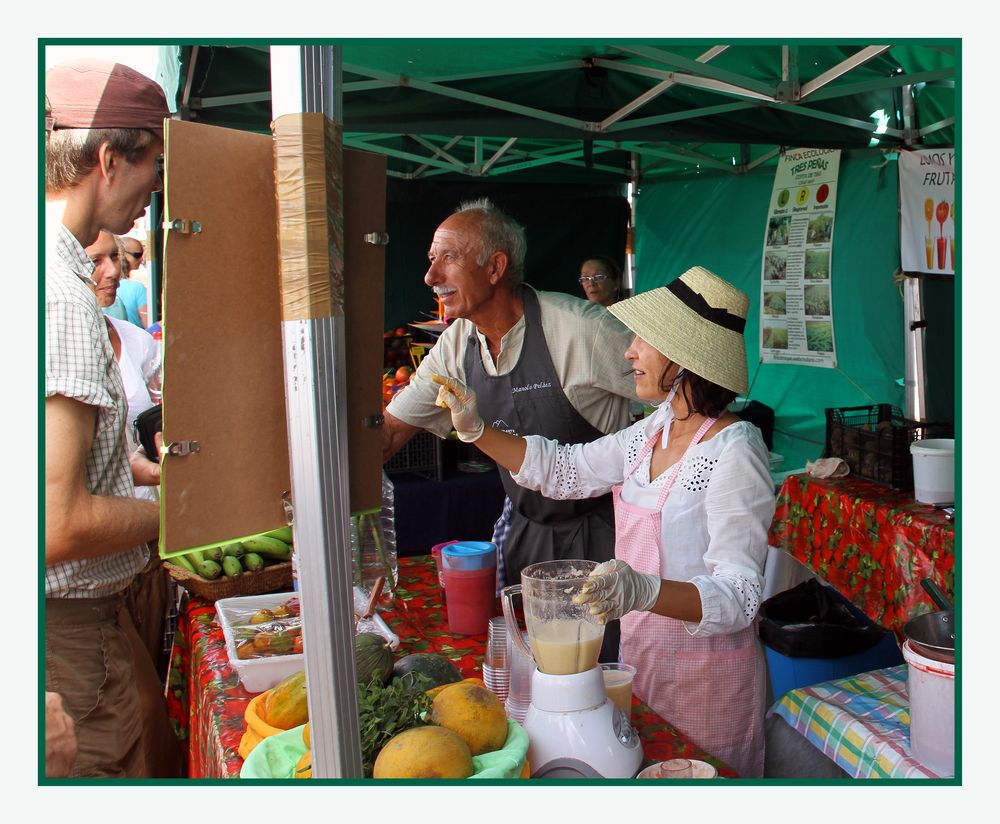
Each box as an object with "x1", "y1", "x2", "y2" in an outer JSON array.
[{"x1": 633, "y1": 152, "x2": 952, "y2": 470}]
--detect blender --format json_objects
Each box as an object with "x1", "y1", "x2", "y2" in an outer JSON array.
[{"x1": 501, "y1": 559, "x2": 644, "y2": 778}]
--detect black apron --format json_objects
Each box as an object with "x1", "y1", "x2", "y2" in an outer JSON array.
[{"x1": 463, "y1": 286, "x2": 620, "y2": 661}]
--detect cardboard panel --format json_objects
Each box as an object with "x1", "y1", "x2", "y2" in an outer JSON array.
[
  {"x1": 160, "y1": 120, "x2": 291, "y2": 554},
  {"x1": 343, "y1": 149, "x2": 388, "y2": 512}
]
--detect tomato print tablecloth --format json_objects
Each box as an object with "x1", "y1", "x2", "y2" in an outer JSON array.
[
  {"x1": 767, "y1": 473, "x2": 954, "y2": 632},
  {"x1": 166, "y1": 554, "x2": 737, "y2": 778}
]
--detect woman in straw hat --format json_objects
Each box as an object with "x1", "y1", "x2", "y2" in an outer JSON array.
[{"x1": 434, "y1": 265, "x2": 774, "y2": 777}]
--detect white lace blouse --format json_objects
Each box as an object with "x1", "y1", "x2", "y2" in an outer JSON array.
[{"x1": 510, "y1": 405, "x2": 775, "y2": 637}]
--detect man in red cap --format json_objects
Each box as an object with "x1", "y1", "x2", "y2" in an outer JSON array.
[{"x1": 44, "y1": 59, "x2": 176, "y2": 778}]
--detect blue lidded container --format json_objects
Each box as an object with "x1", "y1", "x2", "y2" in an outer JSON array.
[{"x1": 441, "y1": 541, "x2": 497, "y2": 571}]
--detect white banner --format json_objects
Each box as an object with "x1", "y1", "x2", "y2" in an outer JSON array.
[
  {"x1": 899, "y1": 148, "x2": 956, "y2": 275},
  {"x1": 760, "y1": 148, "x2": 842, "y2": 368}
]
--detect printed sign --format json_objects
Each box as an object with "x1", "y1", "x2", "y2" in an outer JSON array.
[
  {"x1": 899, "y1": 149, "x2": 956, "y2": 275},
  {"x1": 760, "y1": 148, "x2": 841, "y2": 368}
]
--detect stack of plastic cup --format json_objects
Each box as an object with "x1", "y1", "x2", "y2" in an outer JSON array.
[
  {"x1": 441, "y1": 541, "x2": 497, "y2": 636},
  {"x1": 504, "y1": 629, "x2": 535, "y2": 723},
  {"x1": 482, "y1": 616, "x2": 509, "y2": 704}
]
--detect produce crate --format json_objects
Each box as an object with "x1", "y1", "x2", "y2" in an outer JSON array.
[
  {"x1": 824, "y1": 404, "x2": 951, "y2": 491},
  {"x1": 385, "y1": 430, "x2": 443, "y2": 481}
]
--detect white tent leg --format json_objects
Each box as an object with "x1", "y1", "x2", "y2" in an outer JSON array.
[{"x1": 270, "y1": 44, "x2": 363, "y2": 779}]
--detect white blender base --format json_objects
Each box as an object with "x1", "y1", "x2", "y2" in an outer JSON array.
[{"x1": 524, "y1": 669, "x2": 644, "y2": 779}]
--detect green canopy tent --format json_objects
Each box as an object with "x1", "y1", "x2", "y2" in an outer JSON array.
[
  {"x1": 144, "y1": 40, "x2": 957, "y2": 778},
  {"x1": 155, "y1": 40, "x2": 957, "y2": 469}
]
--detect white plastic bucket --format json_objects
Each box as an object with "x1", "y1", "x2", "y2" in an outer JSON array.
[
  {"x1": 909, "y1": 438, "x2": 955, "y2": 505},
  {"x1": 902, "y1": 639, "x2": 955, "y2": 776}
]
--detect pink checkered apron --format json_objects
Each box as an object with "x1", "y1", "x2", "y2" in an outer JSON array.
[{"x1": 615, "y1": 418, "x2": 766, "y2": 778}]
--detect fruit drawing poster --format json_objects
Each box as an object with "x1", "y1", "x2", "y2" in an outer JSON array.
[
  {"x1": 899, "y1": 148, "x2": 955, "y2": 275},
  {"x1": 760, "y1": 147, "x2": 841, "y2": 368}
]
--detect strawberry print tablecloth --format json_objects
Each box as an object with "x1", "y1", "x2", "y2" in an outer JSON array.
[
  {"x1": 768, "y1": 473, "x2": 954, "y2": 632},
  {"x1": 166, "y1": 554, "x2": 737, "y2": 778}
]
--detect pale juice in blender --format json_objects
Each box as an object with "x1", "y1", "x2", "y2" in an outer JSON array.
[{"x1": 529, "y1": 619, "x2": 603, "y2": 675}]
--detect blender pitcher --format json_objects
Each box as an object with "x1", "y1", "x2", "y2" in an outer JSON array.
[
  {"x1": 501, "y1": 559, "x2": 643, "y2": 778},
  {"x1": 501, "y1": 559, "x2": 604, "y2": 676}
]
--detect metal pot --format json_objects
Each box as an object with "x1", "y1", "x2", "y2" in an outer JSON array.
[{"x1": 902, "y1": 579, "x2": 955, "y2": 663}]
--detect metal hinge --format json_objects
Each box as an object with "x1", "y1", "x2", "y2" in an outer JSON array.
[
  {"x1": 363, "y1": 232, "x2": 389, "y2": 245},
  {"x1": 163, "y1": 440, "x2": 201, "y2": 457},
  {"x1": 281, "y1": 491, "x2": 294, "y2": 525},
  {"x1": 363, "y1": 413, "x2": 384, "y2": 428},
  {"x1": 164, "y1": 218, "x2": 203, "y2": 234}
]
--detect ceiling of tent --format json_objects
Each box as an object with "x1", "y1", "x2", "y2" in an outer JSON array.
[{"x1": 157, "y1": 40, "x2": 956, "y2": 183}]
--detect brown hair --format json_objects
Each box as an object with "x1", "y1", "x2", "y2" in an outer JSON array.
[
  {"x1": 659, "y1": 366, "x2": 736, "y2": 419},
  {"x1": 45, "y1": 116, "x2": 157, "y2": 194}
]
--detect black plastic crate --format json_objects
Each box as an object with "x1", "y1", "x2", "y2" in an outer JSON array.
[
  {"x1": 385, "y1": 430, "x2": 443, "y2": 481},
  {"x1": 824, "y1": 404, "x2": 951, "y2": 491}
]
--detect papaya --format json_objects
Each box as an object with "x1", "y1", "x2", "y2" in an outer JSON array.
[
  {"x1": 372, "y1": 725, "x2": 473, "y2": 779},
  {"x1": 294, "y1": 750, "x2": 311, "y2": 779},
  {"x1": 260, "y1": 670, "x2": 309, "y2": 729},
  {"x1": 431, "y1": 681, "x2": 508, "y2": 755}
]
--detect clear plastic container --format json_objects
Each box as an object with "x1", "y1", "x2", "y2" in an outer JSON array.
[{"x1": 351, "y1": 471, "x2": 398, "y2": 605}]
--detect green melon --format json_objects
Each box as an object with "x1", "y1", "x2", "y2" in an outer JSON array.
[
  {"x1": 392, "y1": 653, "x2": 462, "y2": 690},
  {"x1": 355, "y1": 632, "x2": 394, "y2": 685}
]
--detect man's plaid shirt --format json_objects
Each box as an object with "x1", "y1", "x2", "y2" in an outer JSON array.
[{"x1": 45, "y1": 223, "x2": 147, "y2": 598}]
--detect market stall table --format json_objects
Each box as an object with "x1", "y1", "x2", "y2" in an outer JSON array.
[
  {"x1": 767, "y1": 665, "x2": 950, "y2": 778},
  {"x1": 767, "y1": 473, "x2": 954, "y2": 632},
  {"x1": 166, "y1": 555, "x2": 737, "y2": 779}
]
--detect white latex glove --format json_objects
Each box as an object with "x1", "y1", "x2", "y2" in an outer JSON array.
[
  {"x1": 431, "y1": 373, "x2": 485, "y2": 443},
  {"x1": 572, "y1": 559, "x2": 661, "y2": 624}
]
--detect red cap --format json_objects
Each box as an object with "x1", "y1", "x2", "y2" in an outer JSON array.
[{"x1": 46, "y1": 59, "x2": 170, "y2": 134}]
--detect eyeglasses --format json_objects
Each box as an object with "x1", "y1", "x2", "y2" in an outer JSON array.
[
  {"x1": 125, "y1": 251, "x2": 144, "y2": 262},
  {"x1": 578, "y1": 274, "x2": 609, "y2": 285}
]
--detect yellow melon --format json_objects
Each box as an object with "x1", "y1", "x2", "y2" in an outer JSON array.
[
  {"x1": 372, "y1": 726, "x2": 473, "y2": 779},
  {"x1": 431, "y1": 681, "x2": 508, "y2": 755}
]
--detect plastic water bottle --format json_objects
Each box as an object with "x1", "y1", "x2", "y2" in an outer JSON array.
[{"x1": 351, "y1": 471, "x2": 399, "y2": 605}]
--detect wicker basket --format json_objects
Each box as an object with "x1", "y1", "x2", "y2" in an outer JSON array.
[{"x1": 163, "y1": 559, "x2": 293, "y2": 602}]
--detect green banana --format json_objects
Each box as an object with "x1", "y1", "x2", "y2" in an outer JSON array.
[
  {"x1": 172, "y1": 553, "x2": 197, "y2": 574},
  {"x1": 241, "y1": 535, "x2": 293, "y2": 561},
  {"x1": 266, "y1": 526, "x2": 294, "y2": 544},
  {"x1": 188, "y1": 549, "x2": 223, "y2": 580},
  {"x1": 204, "y1": 546, "x2": 224, "y2": 563},
  {"x1": 222, "y1": 555, "x2": 243, "y2": 578},
  {"x1": 222, "y1": 542, "x2": 245, "y2": 558},
  {"x1": 243, "y1": 552, "x2": 265, "y2": 572}
]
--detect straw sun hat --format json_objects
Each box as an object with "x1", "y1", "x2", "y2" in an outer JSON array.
[{"x1": 609, "y1": 265, "x2": 750, "y2": 395}]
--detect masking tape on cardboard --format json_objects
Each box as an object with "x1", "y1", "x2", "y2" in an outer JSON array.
[{"x1": 272, "y1": 112, "x2": 345, "y2": 321}]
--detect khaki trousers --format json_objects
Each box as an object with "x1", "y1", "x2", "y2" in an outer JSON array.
[{"x1": 45, "y1": 595, "x2": 145, "y2": 778}]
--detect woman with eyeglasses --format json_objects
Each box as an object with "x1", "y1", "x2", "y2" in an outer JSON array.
[
  {"x1": 578, "y1": 255, "x2": 622, "y2": 307},
  {"x1": 115, "y1": 235, "x2": 150, "y2": 329}
]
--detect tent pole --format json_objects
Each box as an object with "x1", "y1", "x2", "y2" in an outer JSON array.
[
  {"x1": 900, "y1": 82, "x2": 928, "y2": 421},
  {"x1": 903, "y1": 275, "x2": 928, "y2": 422},
  {"x1": 625, "y1": 152, "x2": 638, "y2": 296},
  {"x1": 270, "y1": 44, "x2": 363, "y2": 779}
]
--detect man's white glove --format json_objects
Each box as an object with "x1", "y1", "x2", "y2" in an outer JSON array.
[
  {"x1": 431, "y1": 373, "x2": 485, "y2": 443},
  {"x1": 572, "y1": 559, "x2": 660, "y2": 624}
]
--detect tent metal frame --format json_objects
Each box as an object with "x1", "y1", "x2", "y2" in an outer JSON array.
[{"x1": 178, "y1": 42, "x2": 953, "y2": 182}]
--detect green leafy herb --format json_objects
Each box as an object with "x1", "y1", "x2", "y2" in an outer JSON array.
[{"x1": 357, "y1": 672, "x2": 433, "y2": 777}]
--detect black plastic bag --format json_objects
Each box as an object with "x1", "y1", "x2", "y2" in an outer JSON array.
[
  {"x1": 758, "y1": 579, "x2": 888, "y2": 658},
  {"x1": 133, "y1": 405, "x2": 162, "y2": 464}
]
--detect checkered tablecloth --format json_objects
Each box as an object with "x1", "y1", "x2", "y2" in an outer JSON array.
[{"x1": 768, "y1": 665, "x2": 948, "y2": 778}]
